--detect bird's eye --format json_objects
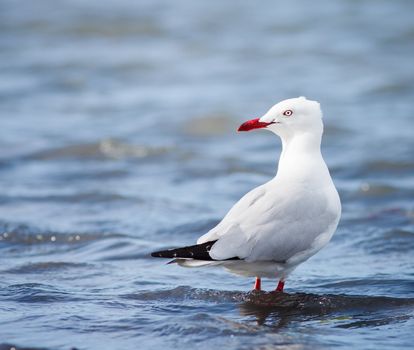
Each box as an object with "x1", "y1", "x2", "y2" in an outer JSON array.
[{"x1": 283, "y1": 110, "x2": 293, "y2": 117}]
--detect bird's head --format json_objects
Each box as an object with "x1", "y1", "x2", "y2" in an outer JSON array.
[{"x1": 238, "y1": 97, "x2": 323, "y2": 138}]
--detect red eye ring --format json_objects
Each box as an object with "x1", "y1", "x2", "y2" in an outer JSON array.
[{"x1": 283, "y1": 110, "x2": 293, "y2": 116}]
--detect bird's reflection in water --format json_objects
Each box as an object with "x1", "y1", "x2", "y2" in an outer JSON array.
[
  {"x1": 239, "y1": 291, "x2": 331, "y2": 327},
  {"x1": 238, "y1": 290, "x2": 414, "y2": 328}
]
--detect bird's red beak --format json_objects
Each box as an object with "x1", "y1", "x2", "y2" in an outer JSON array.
[{"x1": 237, "y1": 118, "x2": 274, "y2": 132}]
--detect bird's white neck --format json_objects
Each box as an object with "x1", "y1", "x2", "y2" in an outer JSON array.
[
  {"x1": 280, "y1": 130, "x2": 322, "y2": 158},
  {"x1": 275, "y1": 130, "x2": 329, "y2": 184}
]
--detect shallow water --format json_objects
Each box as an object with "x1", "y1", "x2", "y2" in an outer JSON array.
[{"x1": 0, "y1": 0, "x2": 413, "y2": 349}]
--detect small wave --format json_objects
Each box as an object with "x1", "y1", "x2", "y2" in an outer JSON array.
[
  {"x1": 122, "y1": 286, "x2": 414, "y2": 330},
  {"x1": 123, "y1": 286, "x2": 246, "y2": 303},
  {"x1": 67, "y1": 18, "x2": 165, "y2": 39},
  {"x1": 155, "y1": 218, "x2": 220, "y2": 238},
  {"x1": 0, "y1": 221, "x2": 126, "y2": 245},
  {"x1": 2, "y1": 262, "x2": 90, "y2": 274},
  {"x1": 359, "y1": 228, "x2": 414, "y2": 254},
  {"x1": 364, "y1": 160, "x2": 414, "y2": 172},
  {"x1": 0, "y1": 192, "x2": 135, "y2": 205},
  {"x1": 0, "y1": 344, "x2": 51, "y2": 350},
  {"x1": 3, "y1": 283, "x2": 83, "y2": 303},
  {"x1": 242, "y1": 291, "x2": 414, "y2": 311},
  {"x1": 316, "y1": 278, "x2": 414, "y2": 298},
  {"x1": 335, "y1": 314, "x2": 411, "y2": 329},
  {"x1": 27, "y1": 139, "x2": 172, "y2": 161},
  {"x1": 150, "y1": 312, "x2": 261, "y2": 339},
  {"x1": 123, "y1": 286, "x2": 414, "y2": 312},
  {"x1": 241, "y1": 291, "x2": 413, "y2": 329},
  {"x1": 357, "y1": 183, "x2": 400, "y2": 196},
  {"x1": 91, "y1": 238, "x2": 155, "y2": 261}
]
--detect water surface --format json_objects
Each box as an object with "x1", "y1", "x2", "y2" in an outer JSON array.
[{"x1": 0, "y1": 0, "x2": 413, "y2": 349}]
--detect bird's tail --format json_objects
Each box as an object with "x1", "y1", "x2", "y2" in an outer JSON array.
[{"x1": 168, "y1": 259, "x2": 222, "y2": 268}]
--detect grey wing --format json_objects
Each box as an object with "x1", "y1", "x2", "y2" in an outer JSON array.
[
  {"x1": 208, "y1": 189, "x2": 339, "y2": 262},
  {"x1": 197, "y1": 183, "x2": 267, "y2": 245}
]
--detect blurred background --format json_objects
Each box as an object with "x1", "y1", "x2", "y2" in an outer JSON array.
[{"x1": 0, "y1": 0, "x2": 413, "y2": 349}]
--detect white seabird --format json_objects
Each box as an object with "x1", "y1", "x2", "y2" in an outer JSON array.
[{"x1": 152, "y1": 97, "x2": 341, "y2": 292}]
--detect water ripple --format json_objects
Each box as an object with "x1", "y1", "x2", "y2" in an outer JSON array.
[{"x1": 26, "y1": 139, "x2": 172, "y2": 161}]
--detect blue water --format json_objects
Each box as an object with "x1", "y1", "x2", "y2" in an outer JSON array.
[{"x1": 0, "y1": 0, "x2": 413, "y2": 349}]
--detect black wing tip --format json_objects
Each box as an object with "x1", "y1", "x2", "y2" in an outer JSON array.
[
  {"x1": 151, "y1": 250, "x2": 171, "y2": 258},
  {"x1": 150, "y1": 240, "x2": 242, "y2": 262},
  {"x1": 150, "y1": 240, "x2": 218, "y2": 260}
]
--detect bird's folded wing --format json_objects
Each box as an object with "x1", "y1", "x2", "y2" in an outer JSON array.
[
  {"x1": 197, "y1": 183, "x2": 267, "y2": 245},
  {"x1": 197, "y1": 185, "x2": 336, "y2": 263}
]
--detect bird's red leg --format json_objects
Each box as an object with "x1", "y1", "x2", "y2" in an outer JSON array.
[
  {"x1": 254, "y1": 277, "x2": 261, "y2": 291},
  {"x1": 275, "y1": 280, "x2": 285, "y2": 292}
]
